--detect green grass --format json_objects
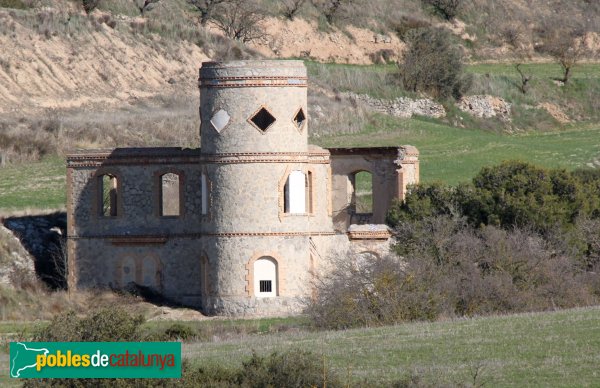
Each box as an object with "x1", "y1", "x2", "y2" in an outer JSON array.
[
  {"x1": 139, "y1": 316, "x2": 310, "y2": 340},
  {"x1": 313, "y1": 115, "x2": 600, "y2": 185},
  {"x1": 467, "y1": 63, "x2": 600, "y2": 79},
  {"x1": 183, "y1": 307, "x2": 600, "y2": 386},
  {"x1": 0, "y1": 156, "x2": 65, "y2": 211}
]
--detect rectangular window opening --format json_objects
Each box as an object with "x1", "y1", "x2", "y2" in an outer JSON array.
[
  {"x1": 259, "y1": 280, "x2": 272, "y2": 293},
  {"x1": 160, "y1": 173, "x2": 180, "y2": 217}
]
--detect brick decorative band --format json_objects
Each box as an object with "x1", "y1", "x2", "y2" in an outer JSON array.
[
  {"x1": 110, "y1": 236, "x2": 168, "y2": 245},
  {"x1": 199, "y1": 76, "x2": 308, "y2": 88},
  {"x1": 67, "y1": 151, "x2": 330, "y2": 167},
  {"x1": 347, "y1": 231, "x2": 392, "y2": 240},
  {"x1": 69, "y1": 231, "x2": 338, "y2": 240}
]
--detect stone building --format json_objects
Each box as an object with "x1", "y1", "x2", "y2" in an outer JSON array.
[{"x1": 66, "y1": 60, "x2": 419, "y2": 316}]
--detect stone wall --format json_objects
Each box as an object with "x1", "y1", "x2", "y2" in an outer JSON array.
[{"x1": 344, "y1": 92, "x2": 446, "y2": 119}]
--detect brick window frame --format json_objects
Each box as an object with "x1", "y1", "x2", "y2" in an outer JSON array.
[
  {"x1": 93, "y1": 169, "x2": 123, "y2": 218},
  {"x1": 278, "y1": 166, "x2": 315, "y2": 220},
  {"x1": 245, "y1": 252, "x2": 285, "y2": 297},
  {"x1": 154, "y1": 169, "x2": 185, "y2": 218}
]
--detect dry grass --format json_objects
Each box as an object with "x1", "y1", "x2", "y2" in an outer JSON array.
[{"x1": 0, "y1": 93, "x2": 200, "y2": 165}]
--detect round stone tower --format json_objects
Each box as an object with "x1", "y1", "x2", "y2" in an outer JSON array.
[{"x1": 199, "y1": 60, "x2": 321, "y2": 315}]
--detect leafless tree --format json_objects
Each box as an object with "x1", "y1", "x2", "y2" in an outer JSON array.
[
  {"x1": 212, "y1": 0, "x2": 267, "y2": 43},
  {"x1": 188, "y1": 0, "x2": 228, "y2": 26},
  {"x1": 500, "y1": 24, "x2": 532, "y2": 94},
  {"x1": 134, "y1": 0, "x2": 161, "y2": 16},
  {"x1": 311, "y1": 0, "x2": 353, "y2": 24},
  {"x1": 82, "y1": 0, "x2": 100, "y2": 14},
  {"x1": 536, "y1": 22, "x2": 589, "y2": 85},
  {"x1": 280, "y1": 0, "x2": 306, "y2": 20}
]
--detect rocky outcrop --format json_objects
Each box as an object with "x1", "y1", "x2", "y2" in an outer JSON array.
[
  {"x1": 0, "y1": 224, "x2": 35, "y2": 287},
  {"x1": 457, "y1": 95, "x2": 512, "y2": 121},
  {"x1": 345, "y1": 93, "x2": 446, "y2": 119},
  {"x1": 3, "y1": 212, "x2": 66, "y2": 289}
]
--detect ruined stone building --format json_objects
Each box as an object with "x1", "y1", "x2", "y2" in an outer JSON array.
[{"x1": 66, "y1": 60, "x2": 419, "y2": 315}]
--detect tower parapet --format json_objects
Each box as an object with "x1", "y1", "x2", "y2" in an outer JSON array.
[{"x1": 199, "y1": 60, "x2": 308, "y2": 155}]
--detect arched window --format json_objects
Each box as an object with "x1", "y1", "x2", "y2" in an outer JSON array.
[
  {"x1": 284, "y1": 170, "x2": 306, "y2": 214},
  {"x1": 98, "y1": 174, "x2": 118, "y2": 217},
  {"x1": 349, "y1": 171, "x2": 373, "y2": 223},
  {"x1": 160, "y1": 172, "x2": 181, "y2": 216},
  {"x1": 254, "y1": 257, "x2": 277, "y2": 297}
]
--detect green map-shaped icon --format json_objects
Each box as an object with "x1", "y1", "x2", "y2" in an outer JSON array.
[{"x1": 10, "y1": 342, "x2": 49, "y2": 378}]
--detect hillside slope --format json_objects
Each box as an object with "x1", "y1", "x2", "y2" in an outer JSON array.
[{"x1": 0, "y1": 8, "x2": 208, "y2": 115}]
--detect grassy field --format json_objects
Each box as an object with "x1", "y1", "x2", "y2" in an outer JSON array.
[
  {"x1": 314, "y1": 116, "x2": 600, "y2": 185},
  {"x1": 2, "y1": 307, "x2": 599, "y2": 385},
  {"x1": 183, "y1": 307, "x2": 600, "y2": 386},
  {"x1": 0, "y1": 156, "x2": 65, "y2": 212},
  {"x1": 467, "y1": 62, "x2": 600, "y2": 78}
]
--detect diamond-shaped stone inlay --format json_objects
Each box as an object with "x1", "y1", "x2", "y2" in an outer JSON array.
[
  {"x1": 293, "y1": 108, "x2": 306, "y2": 131},
  {"x1": 249, "y1": 107, "x2": 276, "y2": 132},
  {"x1": 210, "y1": 109, "x2": 230, "y2": 133}
]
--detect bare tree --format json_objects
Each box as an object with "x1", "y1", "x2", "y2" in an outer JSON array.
[
  {"x1": 134, "y1": 0, "x2": 161, "y2": 16},
  {"x1": 212, "y1": 0, "x2": 267, "y2": 43},
  {"x1": 280, "y1": 0, "x2": 306, "y2": 20},
  {"x1": 536, "y1": 22, "x2": 589, "y2": 85},
  {"x1": 311, "y1": 0, "x2": 353, "y2": 24},
  {"x1": 82, "y1": 0, "x2": 100, "y2": 14},
  {"x1": 500, "y1": 24, "x2": 532, "y2": 94},
  {"x1": 189, "y1": 0, "x2": 228, "y2": 26}
]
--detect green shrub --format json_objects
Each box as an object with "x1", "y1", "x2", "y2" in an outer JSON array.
[
  {"x1": 388, "y1": 161, "x2": 600, "y2": 234},
  {"x1": 239, "y1": 349, "x2": 341, "y2": 388},
  {"x1": 399, "y1": 27, "x2": 472, "y2": 99},
  {"x1": 389, "y1": 14, "x2": 431, "y2": 41},
  {"x1": 421, "y1": 0, "x2": 462, "y2": 20},
  {"x1": 35, "y1": 306, "x2": 144, "y2": 342},
  {"x1": 163, "y1": 323, "x2": 196, "y2": 341}
]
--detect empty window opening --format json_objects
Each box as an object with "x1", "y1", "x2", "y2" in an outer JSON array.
[
  {"x1": 99, "y1": 174, "x2": 118, "y2": 217},
  {"x1": 201, "y1": 173, "x2": 208, "y2": 215},
  {"x1": 350, "y1": 171, "x2": 373, "y2": 222},
  {"x1": 210, "y1": 109, "x2": 230, "y2": 133},
  {"x1": 160, "y1": 173, "x2": 180, "y2": 216},
  {"x1": 249, "y1": 107, "x2": 276, "y2": 132},
  {"x1": 254, "y1": 257, "x2": 277, "y2": 297},
  {"x1": 284, "y1": 170, "x2": 306, "y2": 214},
  {"x1": 293, "y1": 108, "x2": 306, "y2": 130}
]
